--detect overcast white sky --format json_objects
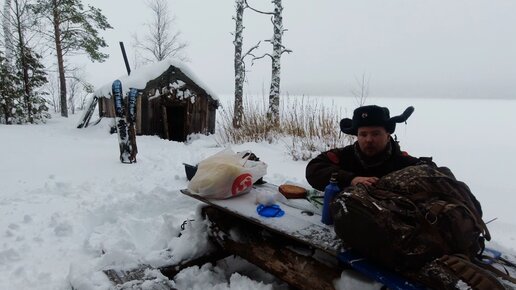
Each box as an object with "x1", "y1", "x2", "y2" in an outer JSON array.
[{"x1": 81, "y1": 0, "x2": 516, "y2": 99}]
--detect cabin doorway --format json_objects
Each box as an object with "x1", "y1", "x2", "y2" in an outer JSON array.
[{"x1": 165, "y1": 105, "x2": 186, "y2": 141}]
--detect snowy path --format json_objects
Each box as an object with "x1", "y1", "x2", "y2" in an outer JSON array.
[
  {"x1": 0, "y1": 114, "x2": 306, "y2": 289},
  {"x1": 0, "y1": 117, "x2": 209, "y2": 289}
]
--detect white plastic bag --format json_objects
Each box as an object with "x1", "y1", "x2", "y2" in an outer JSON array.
[{"x1": 187, "y1": 148, "x2": 267, "y2": 199}]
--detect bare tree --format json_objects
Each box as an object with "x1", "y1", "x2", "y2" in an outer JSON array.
[
  {"x1": 133, "y1": 0, "x2": 187, "y2": 64},
  {"x1": 68, "y1": 80, "x2": 77, "y2": 115},
  {"x1": 67, "y1": 68, "x2": 93, "y2": 114},
  {"x1": 248, "y1": 0, "x2": 291, "y2": 126},
  {"x1": 78, "y1": 83, "x2": 93, "y2": 110},
  {"x1": 45, "y1": 74, "x2": 60, "y2": 113},
  {"x1": 232, "y1": 0, "x2": 260, "y2": 128},
  {"x1": 351, "y1": 73, "x2": 370, "y2": 107}
]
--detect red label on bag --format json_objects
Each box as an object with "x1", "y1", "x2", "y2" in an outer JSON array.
[{"x1": 232, "y1": 173, "x2": 253, "y2": 196}]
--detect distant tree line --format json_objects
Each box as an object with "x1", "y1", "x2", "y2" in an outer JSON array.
[{"x1": 0, "y1": 0, "x2": 111, "y2": 124}]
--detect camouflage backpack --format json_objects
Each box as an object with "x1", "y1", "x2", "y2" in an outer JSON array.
[{"x1": 331, "y1": 164, "x2": 491, "y2": 271}]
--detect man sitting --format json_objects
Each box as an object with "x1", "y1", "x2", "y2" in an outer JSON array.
[{"x1": 306, "y1": 105, "x2": 428, "y2": 191}]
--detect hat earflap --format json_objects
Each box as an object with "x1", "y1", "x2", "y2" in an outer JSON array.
[
  {"x1": 340, "y1": 118, "x2": 354, "y2": 134},
  {"x1": 390, "y1": 106, "x2": 414, "y2": 123},
  {"x1": 385, "y1": 106, "x2": 415, "y2": 134}
]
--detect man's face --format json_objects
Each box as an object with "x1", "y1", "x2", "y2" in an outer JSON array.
[{"x1": 357, "y1": 126, "x2": 391, "y2": 157}]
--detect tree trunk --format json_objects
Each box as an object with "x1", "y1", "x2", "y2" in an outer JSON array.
[
  {"x1": 268, "y1": 0, "x2": 283, "y2": 126},
  {"x1": 14, "y1": 0, "x2": 32, "y2": 123},
  {"x1": 233, "y1": 0, "x2": 245, "y2": 128},
  {"x1": 3, "y1": 0, "x2": 13, "y2": 61},
  {"x1": 2, "y1": 103, "x2": 10, "y2": 124},
  {"x1": 2, "y1": 0, "x2": 13, "y2": 125},
  {"x1": 52, "y1": 0, "x2": 67, "y2": 117}
]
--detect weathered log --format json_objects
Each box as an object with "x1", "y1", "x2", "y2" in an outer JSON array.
[
  {"x1": 202, "y1": 206, "x2": 343, "y2": 290},
  {"x1": 103, "y1": 247, "x2": 229, "y2": 288},
  {"x1": 159, "y1": 250, "x2": 229, "y2": 278}
]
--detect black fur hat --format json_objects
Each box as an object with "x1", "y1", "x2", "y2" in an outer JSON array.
[{"x1": 340, "y1": 105, "x2": 414, "y2": 135}]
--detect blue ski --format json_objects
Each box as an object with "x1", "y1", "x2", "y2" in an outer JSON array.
[
  {"x1": 126, "y1": 88, "x2": 138, "y2": 162},
  {"x1": 112, "y1": 80, "x2": 132, "y2": 163}
]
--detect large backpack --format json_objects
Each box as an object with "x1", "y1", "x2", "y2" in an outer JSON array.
[{"x1": 330, "y1": 164, "x2": 491, "y2": 271}]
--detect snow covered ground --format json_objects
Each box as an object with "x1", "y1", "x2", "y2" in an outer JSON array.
[{"x1": 0, "y1": 95, "x2": 515, "y2": 289}]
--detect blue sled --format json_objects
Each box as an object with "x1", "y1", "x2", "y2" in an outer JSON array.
[
  {"x1": 337, "y1": 250, "x2": 426, "y2": 290},
  {"x1": 337, "y1": 247, "x2": 503, "y2": 290},
  {"x1": 483, "y1": 247, "x2": 502, "y2": 264}
]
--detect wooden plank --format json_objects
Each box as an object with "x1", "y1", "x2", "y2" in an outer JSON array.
[
  {"x1": 103, "y1": 249, "x2": 229, "y2": 288},
  {"x1": 180, "y1": 185, "x2": 343, "y2": 256},
  {"x1": 101, "y1": 96, "x2": 116, "y2": 118},
  {"x1": 159, "y1": 250, "x2": 229, "y2": 278},
  {"x1": 136, "y1": 94, "x2": 142, "y2": 134},
  {"x1": 103, "y1": 267, "x2": 174, "y2": 290},
  {"x1": 162, "y1": 105, "x2": 169, "y2": 140},
  {"x1": 202, "y1": 206, "x2": 343, "y2": 290}
]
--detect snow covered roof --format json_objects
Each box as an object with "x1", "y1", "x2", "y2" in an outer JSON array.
[{"x1": 94, "y1": 59, "x2": 218, "y2": 100}]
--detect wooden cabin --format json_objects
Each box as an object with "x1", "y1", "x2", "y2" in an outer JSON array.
[{"x1": 97, "y1": 63, "x2": 219, "y2": 142}]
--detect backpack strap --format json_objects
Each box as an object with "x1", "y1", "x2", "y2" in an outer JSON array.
[
  {"x1": 475, "y1": 255, "x2": 516, "y2": 285},
  {"x1": 438, "y1": 255, "x2": 506, "y2": 290},
  {"x1": 443, "y1": 195, "x2": 491, "y2": 242}
]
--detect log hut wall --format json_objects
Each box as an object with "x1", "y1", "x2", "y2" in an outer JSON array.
[
  {"x1": 97, "y1": 65, "x2": 218, "y2": 142},
  {"x1": 98, "y1": 97, "x2": 116, "y2": 118}
]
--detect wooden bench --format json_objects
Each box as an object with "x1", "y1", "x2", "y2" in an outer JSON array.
[{"x1": 102, "y1": 183, "x2": 422, "y2": 289}]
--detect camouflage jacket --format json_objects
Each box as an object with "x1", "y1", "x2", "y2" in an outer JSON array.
[{"x1": 306, "y1": 138, "x2": 425, "y2": 191}]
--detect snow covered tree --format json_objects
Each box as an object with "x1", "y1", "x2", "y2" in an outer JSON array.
[
  {"x1": 133, "y1": 0, "x2": 187, "y2": 65},
  {"x1": 1, "y1": 0, "x2": 49, "y2": 124},
  {"x1": 12, "y1": 0, "x2": 48, "y2": 123},
  {"x1": 32, "y1": 0, "x2": 111, "y2": 117},
  {"x1": 1, "y1": 0, "x2": 16, "y2": 124},
  {"x1": 14, "y1": 46, "x2": 49, "y2": 123},
  {"x1": 0, "y1": 51, "x2": 23, "y2": 124}
]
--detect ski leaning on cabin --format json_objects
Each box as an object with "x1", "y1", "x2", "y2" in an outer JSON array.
[
  {"x1": 111, "y1": 80, "x2": 138, "y2": 163},
  {"x1": 126, "y1": 87, "x2": 138, "y2": 162}
]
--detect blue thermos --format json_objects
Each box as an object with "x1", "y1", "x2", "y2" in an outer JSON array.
[{"x1": 321, "y1": 172, "x2": 340, "y2": 225}]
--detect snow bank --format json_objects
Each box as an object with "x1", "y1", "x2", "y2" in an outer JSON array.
[{"x1": 0, "y1": 96, "x2": 515, "y2": 290}]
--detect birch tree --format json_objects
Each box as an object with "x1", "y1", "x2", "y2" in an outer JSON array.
[
  {"x1": 133, "y1": 0, "x2": 187, "y2": 65},
  {"x1": 233, "y1": 0, "x2": 245, "y2": 128},
  {"x1": 267, "y1": 0, "x2": 290, "y2": 125},
  {"x1": 248, "y1": 0, "x2": 291, "y2": 125},
  {"x1": 232, "y1": 0, "x2": 260, "y2": 128},
  {"x1": 32, "y1": 0, "x2": 111, "y2": 117}
]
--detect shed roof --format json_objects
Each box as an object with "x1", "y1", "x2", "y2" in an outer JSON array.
[{"x1": 94, "y1": 59, "x2": 218, "y2": 100}]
